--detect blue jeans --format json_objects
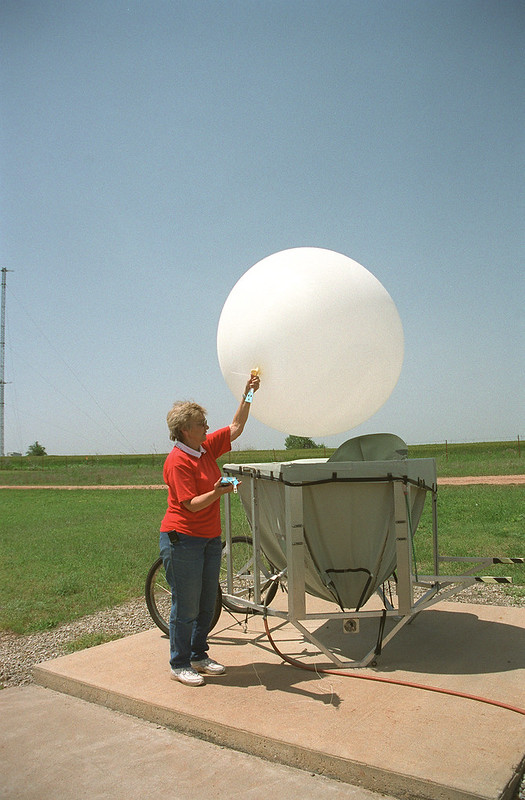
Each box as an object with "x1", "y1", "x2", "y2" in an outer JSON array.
[{"x1": 159, "y1": 531, "x2": 222, "y2": 669}]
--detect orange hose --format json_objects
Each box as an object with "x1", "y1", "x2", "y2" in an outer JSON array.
[{"x1": 263, "y1": 617, "x2": 525, "y2": 717}]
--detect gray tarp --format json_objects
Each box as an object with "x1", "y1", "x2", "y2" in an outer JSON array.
[{"x1": 223, "y1": 451, "x2": 436, "y2": 611}]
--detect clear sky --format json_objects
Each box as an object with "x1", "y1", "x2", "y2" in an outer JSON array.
[{"x1": 1, "y1": 0, "x2": 523, "y2": 456}]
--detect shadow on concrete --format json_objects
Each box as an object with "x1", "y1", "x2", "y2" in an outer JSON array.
[
  {"x1": 299, "y1": 609, "x2": 525, "y2": 675},
  {"x1": 208, "y1": 659, "x2": 344, "y2": 708},
  {"x1": 209, "y1": 605, "x2": 525, "y2": 677}
]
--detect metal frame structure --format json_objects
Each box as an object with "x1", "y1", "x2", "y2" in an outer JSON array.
[{"x1": 222, "y1": 461, "x2": 523, "y2": 668}]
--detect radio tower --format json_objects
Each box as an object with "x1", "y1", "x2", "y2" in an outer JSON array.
[{"x1": 0, "y1": 268, "x2": 13, "y2": 457}]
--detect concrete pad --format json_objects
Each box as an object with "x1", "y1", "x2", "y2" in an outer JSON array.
[
  {"x1": 33, "y1": 600, "x2": 525, "y2": 800},
  {"x1": 0, "y1": 685, "x2": 394, "y2": 800}
]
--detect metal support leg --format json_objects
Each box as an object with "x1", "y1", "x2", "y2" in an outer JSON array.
[
  {"x1": 432, "y1": 489, "x2": 439, "y2": 577},
  {"x1": 394, "y1": 481, "x2": 413, "y2": 615},
  {"x1": 223, "y1": 490, "x2": 233, "y2": 592},
  {"x1": 248, "y1": 478, "x2": 262, "y2": 605},
  {"x1": 285, "y1": 484, "x2": 306, "y2": 619}
]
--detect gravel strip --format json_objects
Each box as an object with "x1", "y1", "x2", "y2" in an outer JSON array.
[{"x1": 0, "y1": 598, "x2": 155, "y2": 689}]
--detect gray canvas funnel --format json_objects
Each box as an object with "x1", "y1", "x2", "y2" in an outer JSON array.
[{"x1": 224, "y1": 434, "x2": 436, "y2": 611}]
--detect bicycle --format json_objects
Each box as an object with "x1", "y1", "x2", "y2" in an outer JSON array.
[{"x1": 145, "y1": 535, "x2": 279, "y2": 636}]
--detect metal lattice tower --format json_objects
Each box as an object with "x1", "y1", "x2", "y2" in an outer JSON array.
[{"x1": 0, "y1": 268, "x2": 13, "y2": 457}]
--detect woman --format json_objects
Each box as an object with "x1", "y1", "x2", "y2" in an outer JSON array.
[{"x1": 159, "y1": 372, "x2": 260, "y2": 686}]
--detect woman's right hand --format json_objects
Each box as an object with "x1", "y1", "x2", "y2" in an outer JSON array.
[{"x1": 214, "y1": 477, "x2": 240, "y2": 495}]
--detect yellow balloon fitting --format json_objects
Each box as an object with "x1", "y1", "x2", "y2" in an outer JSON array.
[{"x1": 251, "y1": 367, "x2": 260, "y2": 377}]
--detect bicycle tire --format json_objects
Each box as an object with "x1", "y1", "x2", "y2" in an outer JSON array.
[
  {"x1": 220, "y1": 535, "x2": 279, "y2": 614},
  {"x1": 145, "y1": 556, "x2": 222, "y2": 636}
]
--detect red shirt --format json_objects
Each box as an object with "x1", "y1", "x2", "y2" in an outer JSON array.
[{"x1": 160, "y1": 427, "x2": 232, "y2": 538}]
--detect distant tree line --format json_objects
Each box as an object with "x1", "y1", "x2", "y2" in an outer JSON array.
[
  {"x1": 26, "y1": 441, "x2": 47, "y2": 456},
  {"x1": 284, "y1": 435, "x2": 324, "y2": 449}
]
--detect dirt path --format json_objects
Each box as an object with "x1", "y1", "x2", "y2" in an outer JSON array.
[
  {"x1": 439, "y1": 475, "x2": 525, "y2": 485},
  {"x1": 0, "y1": 484, "x2": 168, "y2": 489},
  {"x1": 1, "y1": 476, "x2": 524, "y2": 489}
]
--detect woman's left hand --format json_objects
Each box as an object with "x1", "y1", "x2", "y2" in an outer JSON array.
[{"x1": 244, "y1": 372, "x2": 260, "y2": 395}]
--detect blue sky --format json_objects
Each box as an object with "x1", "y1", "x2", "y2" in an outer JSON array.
[{"x1": 1, "y1": 0, "x2": 523, "y2": 455}]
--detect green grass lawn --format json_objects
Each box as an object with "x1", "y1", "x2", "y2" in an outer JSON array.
[
  {"x1": 1, "y1": 490, "x2": 165, "y2": 633},
  {"x1": 415, "y1": 486, "x2": 524, "y2": 596}
]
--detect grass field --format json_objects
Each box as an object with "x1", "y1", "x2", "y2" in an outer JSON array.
[
  {"x1": 0, "y1": 439, "x2": 522, "y2": 484},
  {"x1": 1, "y1": 489, "x2": 166, "y2": 633},
  {"x1": 1, "y1": 440, "x2": 523, "y2": 634},
  {"x1": 0, "y1": 487, "x2": 252, "y2": 633}
]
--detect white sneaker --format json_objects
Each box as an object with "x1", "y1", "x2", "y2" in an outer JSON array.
[
  {"x1": 191, "y1": 657, "x2": 226, "y2": 675},
  {"x1": 170, "y1": 666, "x2": 205, "y2": 686}
]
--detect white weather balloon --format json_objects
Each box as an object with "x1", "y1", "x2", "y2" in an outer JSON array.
[{"x1": 217, "y1": 247, "x2": 404, "y2": 437}]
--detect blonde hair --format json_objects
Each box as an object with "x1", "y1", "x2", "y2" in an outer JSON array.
[{"x1": 166, "y1": 401, "x2": 207, "y2": 442}]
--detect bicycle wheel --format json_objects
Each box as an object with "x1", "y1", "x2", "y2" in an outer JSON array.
[
  {"x1": 220, "y1": 535, "x2": 279, "y2": 614},
  {"x1": 145, "y1": 557, "x2": 222, "y2": 636}
]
